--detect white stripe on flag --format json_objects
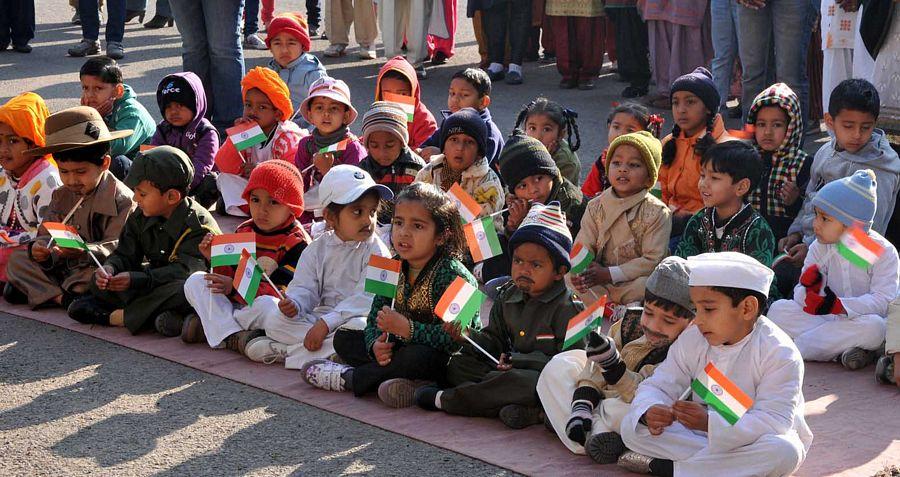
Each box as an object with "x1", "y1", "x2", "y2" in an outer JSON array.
[
  {"x1": 698, "y1": 370, "x2": 749, "y2": 418},
  {"x1": 442, "y1": 282, "x2": 478, "y2": 322},
  {"x1": 366, "y1": 266, "x2": 400, "y2": 285}
]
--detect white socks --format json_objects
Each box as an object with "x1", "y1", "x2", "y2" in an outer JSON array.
[
  {"x1": 508, "y1": 63, "x2": 522, "y2": 74},
  {"x1": 435, "y1": 390, "x2": 444, "y2": 409},
  {"x1": 488, "y1": 63, "x2": 504, "y2": 74}
]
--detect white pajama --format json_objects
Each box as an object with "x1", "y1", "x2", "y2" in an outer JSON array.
[
  {"x1": 768, "y1": 300, "x2": 886, "y2": 360},
  {"x1": 378, "y1": 0, "x2": 432, "y2": 64},
  {"x1": 821, "y1": 3, "x2": 875, "y2": 111},
  {"x1": 216, "y1": 173, "x2": 251, "y2": 217}
]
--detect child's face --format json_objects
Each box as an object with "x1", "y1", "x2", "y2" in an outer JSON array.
[
  {"x1": 640, "y1": 300, "x2": 691, "y2": 348},
  {"x1": 380, "y1": 77, "x2": 413, "y2": 98},
  {"x1": 524, "y1": 113, "x2": 562, "y2": 153},
  {"x1": 366, "y1": 131, "x2": 404, "y2": 167},
  {"x1": 607, "y1": 144, "x2": 650, "y2": 198},
  {"x1": 307, "y1": 96, "x2": 351, "y2": 135},
  {"x1": 812, "y1": 207, "x2": 847, "y2": 244},
  {"x1": 690, "y1": 286, "x2": 758, "y2": 346},
  {"x1": 513, "y1": 174, "x2": 554, "y2": 204},
  {"x1": 133, "y1": 180, "x2": 181, "y2": 218},
  {"x1": 447, "y1": 78, "x2": 487, "y2": 113},
  {"x1": 0, "y1": 122, "x2": 35, "y2": 178},
  {"x1": 164, "y1": 101, "x2": 193, "y2": 128},
  {"x1": 248, "y1": 188, "x2": 294, "y2": 232},
  {"x1": 80, "y1": 75, "x2": 121, "y2": 114},
  {"x1": 326, "y1": 193, "x2": 379, "y2": 242},
  {"x1": 58, "y1": 158, "x2": 108, "y2": 196},
  {"x1": 754, "y1": 106, "x2": 789, "y2": 152},
  {"x1": 607, "y1": 112, "x2": 644, "y2": 144},
  {"x1": 672, "y1": 91, "x2": 709, "y2": 136},
  {"x1": 825, "y1": 109, "x2": 876, "y2": 154},
  {"x1": 443, "y1": 133, "x2": 479, "y2": 172},
  {"x1": 698, "y1": 161, "x2": 747, "y2": 209},
  {"x1": 511, "y1": 242, "x2": 563, "y2": 297},
  {"x1": 269, "y1": 32, "x2": 304, "y2": 68},
  {"x1": 243, "y1": 88, "x2": 283, "y2": 132},
  {"x1": 391, "y1": 199, "x2": 444, "y2": 269}
]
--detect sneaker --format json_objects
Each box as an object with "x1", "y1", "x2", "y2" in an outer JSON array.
[
  {"x1": 308, "y1": 26, "x2": 319, "y2": 37},
  {"x1": 106, "y1": 41, "x2": 124, "y2": 59},
  {"x1": 3, "y1": 282, "x2": 27, "y2": 305},
  {"x1": 67, "y1": 296, "x2": 112, "y2": 325},
  {"x1": 68, "y1": 39, "x2": 100, "y2": 57},
  {"x1": 243, "y1": 33, "x2": 267, "y2": 50},
  {"x1": 377, "y1": 378, "x2": 418, "y2": 408},
  {"x1": 414, "y1": 384, "x2": 441, "y2": 411},
  {"x1": 357, "y1": 43, "x2": 376, "y2": 59},
  {"x1": 498, "y1": 404, "x2": 543, "y2": 429},
  {"x1": 300, "y1": 359, "x2": 350, "y2": 391},
  {"x1": 244, "y1": 336, "x2": 289, "y2": 364},
  {"x1": 505, "y1": 70, "x2": 523, "y2": 85},
  {"x1": 323, "y1": 44, "x2": 346, "y2": 57},
  {"x1": 617, "y1": 451, "x2": 653, "y2": 474},
  {"x1": 154, "y1": 311, "x2": 184, "y2": 337},
  {"x1": 180, "y1": 313, "x2": 205, "y2": 344},
  {"x1": 586, "y1": 431, "x2": 626, "y2": 464},
  {"x1": 224, "y1": 329, "x2": 265, "y2": 355},
  {"x1": 875, "y1": 355, "x2": 895, "y2": 385},
  {"x1": 841, "y1": 346, "x2": 879, "y2": 370}
]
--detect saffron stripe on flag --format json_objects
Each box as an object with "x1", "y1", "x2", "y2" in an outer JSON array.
[
  {"x1": 447, "y1": 183, "x2": 482, "y2": 223},
  {"x1": 691, "y1": 379, "x2": 742, "y2": 425},
  {"x1": 837, "y1": 225, "x2": 884, "y2": 269},
  {"x1": 227, "y1": 122, "x2": 267, "y2": 151},
  {"x1": 210, "y1": 232, "x2": 256, "y2": 267},
  {"x1": 435, "y1": 277, "x2": 484, "y2": 329},
  {"x1": 703, "y1": 362, "x2": 754, "y2": 410}
]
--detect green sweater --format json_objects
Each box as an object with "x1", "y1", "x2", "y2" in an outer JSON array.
[
  {"x1": 107, "y1": 84, "x2": 157, "y2": 158},
  {"x1": 553, "y1": 139, "x2": 581, "y2": 185},
  {"x1": 675, "y1": 205, "x2": 776, "y2": 267}
]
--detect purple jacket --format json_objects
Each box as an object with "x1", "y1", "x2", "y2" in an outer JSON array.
[
  {"x1": 294, "y1": 133, "x2": 366, "y2": 224},
  {"x1": 150, "y1": 72, "x2": 219, "y2": 190}
]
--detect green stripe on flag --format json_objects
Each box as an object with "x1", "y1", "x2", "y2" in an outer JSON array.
[
  {"x1": 563, "y1": 317, "x2": 598, "y2": 349},
  {"x1": 836, "y1": 242, "x2": 871, "y2": 270},
  {"x1": 455, "y1": 294, "x2": 483, "y2": 329},
  {"x1": 243, "y1": 269, "x2": 262, "y2": 306},
  {"x1": 691, "y1": 379, "x2": 740, "y2": 425},
  {"x1": 211, "y1": 254, "x2": 242, "y2": 267},
  {"x1": 365, "y1": 279, "x2": 397, "y2": 298},
  {"x1": 234, "y1": 134, "x2": 265, "y2": 151},
  {"x1": 54, "y1": 237, "x2": 86, "y2": 250},
  {"x1": 482, "y1": 217, "x2": 503, "y2": 256}
]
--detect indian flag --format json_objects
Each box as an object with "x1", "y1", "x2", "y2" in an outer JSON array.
[
  {"x1": 227, "y1": 121, "x2": 267, "y2": 151},
  {"x1": 365, "y1": 255, "x2": 402, "y2": 298},
  {"x1": 563, "y1": 295, "x2": 606, "y2": 350},
  {"x1": 435, "y1": 276, "x2": 485, "y2": 329},
  {"x1": 211, "y1": 233, "x2": 256, "y2": 267},
  {"x1": 44, "y1": 222, "x2": 87, "y2": 250},
  {"x1": 319, "y1": 138, "x2": 351, "y2": 154},
  {"x1": 233, "y1": 249, "x2": 263, "y2": 305},
  {"x1": 837, "y1": 224, "x2": 884, "y2": 270},
  {"x1": 446, "y1": 183, "x2": 482, "y2": 223},
  {"x1": 464, "y1": 216, "x2": 503, "y2": 262},
  {"x1": 691, "y1": 362, "x2": 754, "y2": 425},
  {"x1": 569, "y1": 242, "x2": 595, "y2": 275},
  {"x1": 0, "y1": 230, "x2": 15, "y2": 245},
  {"x1": 383, "y1": 92, "x2": 416, "y2": 122},
  {"x1": 139, "y1": 144, "x2": 156, "y2": 152}
]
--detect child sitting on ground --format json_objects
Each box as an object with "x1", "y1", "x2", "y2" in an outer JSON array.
[
  {"x1": 150, "y1": 72, "x2": 220, "y2": 208},
  {"x1": 618, "y1": 252, "x2": 812, "y2": 477},
  {"x1": 571, "y1": 131, "x2": 671, "y2": 308},
  {"x1": 301, "y1": 183, "x2": 477, "y2": 408},
  {"x1": 67, "y1": 147, "x2": 221, "y2": 336},
  {"x1": 79, "y1": 57, "x2": 156, "y2": 180},
  {"x1": 182, "y1": 160, "x2": 312, "y2": 358},
  {"x1": 216, "y1": 67, "x2": 305, "y2": 217},
  {"x1": 769, "y1": 170, "x2": 899, "y2": 370},
  {"x1": 0, "y1": 92, "x2": 61, "y2": 290},
  {"x1": 295, "y1": 78, "x2": 367, "y2": 224},
  {"x1": 375, "y1": 57, "x2": 438, "y2": 148},
  {"x1": 414, "y1": 203, "x2": 584, "y2": 429},
  {"x1": 514, "y1": 97, "x2": 582, "y2": 184},
  {"x1": 5, "y1": 107, "x2": 135, "y2": 309},
  {"x1": 415, "y1": 108, "x2": 505, "y2": 218},
  {"x1": 418, "y1": 68, "x2": 504, "y2": 166},
  {"x1": 880, "y1": 298, "x2": 900, "y2": 386},
  {"x1": 265, "y1": 13, "x2": 328, "y2": 130},
  {"x1": 537, "y1": 257, "x2": 694, "y2": 463},
  {"x1": 582, "y1": 103, "x2": 663, "y2": 199}
]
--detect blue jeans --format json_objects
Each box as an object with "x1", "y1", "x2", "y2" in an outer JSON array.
[
  {"x1": 244, "y1": 0, "x2": 260, "y2": 35},
  {"x1": 169, "y1": 0, "x2": 245, "y2": 130},
  {"x1": 711, "y1": 0, "x2": 740, "y2": 112},
  {"x1": 79, "y1": 0, "x2": 126, "y2": 42},
  {"x1": 736, "y1": 0, "x2": 812, "y2": 122}
]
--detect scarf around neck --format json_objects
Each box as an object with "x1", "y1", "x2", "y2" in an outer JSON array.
[{"x1": 312, "y1": 125, "x2": 350, "y2": 151}]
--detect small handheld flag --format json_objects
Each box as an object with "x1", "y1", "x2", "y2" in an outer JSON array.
[
  {"x1": 569, "y1": 242, "x2": 595, "y2": 275},
  {"x1": 837, "y1": 224, "x2": 884, "y2": 270},
  {"x1": 211, "y1": 233, "x2": 256, "y2": 267},
  {"x1": 691, "y1": 362, "x2": 754, "y2": 425},
  {"x1": 563, "y1": 295, "x2": 606, "y2": 349},
  {"x1": 0, "y1": 230, "x2": 15, "y2": 245},
  {"x1": 233, "y1": 249, "x2": 263, "y2": 305},
  {"x1": 319, "y1": 137, "x2": 351, "y2": 154},
  {"x1": 464, "y1": 217, "x2": 503, "y2": 262},
  {"x1": 435, "y1": 276, "x2": 485, "y2": 330},
  {"x1": 227, "y1": 121, "x2": 267, "y2": 151},
  {"x1": 139, "y1": 144, "x2": 157, "y2": 152},
  {"x1": 44, "y1": 222, "x2": 87, "y2": 250},
  {"x1": 382, "y1": 92, "x2": 416, "y2": 122},
  {"x1": 446, "y1": 183, "x2": 482, "y2": 223},
  {"x1": 365, "y1": 255, "x2": 402, "y2": 298}
]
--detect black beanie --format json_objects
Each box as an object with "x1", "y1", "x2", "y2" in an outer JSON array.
[
  {"x1": 671, "y1": 67, "x2": 720, "y2": 114},
  {"x1": 156, "y1": 75, "x2": 197, "y2": 115},
  {"x1": 440, "y1": 107, "x2": 488, "y2": 157},
  {"x1": 498, "y1": 130, "x2": 559, "y2": 189}
]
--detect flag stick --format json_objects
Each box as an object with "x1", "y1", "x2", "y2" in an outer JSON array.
[
  {"x1": 85, "y1": 248, "x2": 109, "y2": 277},
  {"x1": 678, "y1": 387, "x2": 692, "y2": 401},
  {"x1": 462, "y1": 334, "x2": 499, "y2": 365},
  {"x1": 61, "y1": 197, "x2": 85, "y2": 225},
  {"x1": 301, "y1": 163, "x2": 315, "y2": 174},
  {"x1": 488, "y1": 207, "x2": 510, "y2": 218},
  {"x1": 261, "y1": 269, "x2": 286, "y2": 301}
]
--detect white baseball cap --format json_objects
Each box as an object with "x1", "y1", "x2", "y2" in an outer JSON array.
[{"x1": 318, "y1": 165, "x2": 393, "y2": 207}]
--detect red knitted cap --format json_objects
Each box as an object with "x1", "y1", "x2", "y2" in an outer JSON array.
[
  {"x1": 242, "y1": 160, "x2": 305, "y2": 217},
  {"x1": 265, "y1": 13, "x2": 311, "y2": 52}
]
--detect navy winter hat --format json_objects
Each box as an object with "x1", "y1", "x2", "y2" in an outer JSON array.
[
  {"x1": 157, "y1": 74, "x2": 196, "y2": 114},
  {"x1": 811, "y1": 169, "x2": 878, "y2": 229},
  {"x1": 509, "y1": 202, "x2": 573, "y2": 269},
  {"x1": 439, "y1": 107, "x2": 488, "y2": 157},
  {"x1": 671, "y1": 67, "x2": 720, "y2": 114}
]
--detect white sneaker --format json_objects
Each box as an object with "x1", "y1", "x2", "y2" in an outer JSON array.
[
  {"x1": 244, "y1": 336, "x2": 288, "y2": 364},
  {"x1": 243, "y1": 33, "x2": 267, "y2": 50},
  {"x1": 358, "y1": 43, "x2": 376, "y2": 59},
  {"x1": 300, "y1": 359, "x2": 350, "y2": 392},
  {"x1": 324, "y1": 44, "x2": 346, "y2": 57}
]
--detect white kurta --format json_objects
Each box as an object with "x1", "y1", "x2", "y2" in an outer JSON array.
[
  {"x1": 620, "y1": 318, "x2": 813, "y2": 477},
  {"x1": 820, "y1": 3, "x2": 875, "y2": 112},
  {"x1": 768, "y1": 231, "x2": 899, "y2": 360}
]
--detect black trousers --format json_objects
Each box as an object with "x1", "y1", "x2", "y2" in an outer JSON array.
[
  {"x1": 483, "y1": 0, "x2": 532, "y2": 66},
  {"x1": 0, "y1": 0, "x2": 35, "y2": 47},
  {"x1": 605, "y1": 7, "x2": 650, "y2": 89},
  {"x1": 306, "y1": 0, "x2": 321, "y2": 28}
]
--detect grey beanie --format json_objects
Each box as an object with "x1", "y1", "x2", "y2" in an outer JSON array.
[{"x1": 645, "y1": 256, "x2": 694, "y2": 317}]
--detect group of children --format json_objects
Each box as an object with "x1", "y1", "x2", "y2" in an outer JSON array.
[{"x1": 1, "y1": 10, "x2": 899, "y2": 476}]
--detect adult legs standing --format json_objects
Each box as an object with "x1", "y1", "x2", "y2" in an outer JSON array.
[
  {"x1": 0, "y1": 0, "x2": 35, "y2": 49},
  {"x1": 710, "y1": 0, "x2": 740, "y2": 112},
  {"x1": 606, "y1": 7, "x2": 650, "y2": 93}
]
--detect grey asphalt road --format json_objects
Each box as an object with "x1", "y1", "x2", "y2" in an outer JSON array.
[{"x1": 0, "y1": 313, "x2": 514, "y2": 476}]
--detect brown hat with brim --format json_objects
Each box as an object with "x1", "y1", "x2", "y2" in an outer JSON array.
[{"x1": 25, "y1": 106, "x2": 132, "y2": 156}]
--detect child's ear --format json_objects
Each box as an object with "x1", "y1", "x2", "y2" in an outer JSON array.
[
  {"x1": 735, "y1": 177, "x2": 751, "y2": 197},
  {"x1": 480, "y1": 95, "x2": 492, "y2": 109},
  {"x1": 343, "y1": 108, "x2": 352, "y2": 126},
  {"x1": 823, "y1": 113, "x2": 834, "y2": 131},
  {"x1": 115, "y1": 84, "x2": 125, "y2": 99},
  {"x1": 740, "y1": 295, "x2": 759, "y2": 322},
  {"x1": 166, "y1": 189, "x2": 183, "y2": 204},
  {"x1": 101, "y1": 155, "x2": 111, "y2": 171},
  {"x1": 276, "y1": 109, "x2": 284, "y2": 121}
]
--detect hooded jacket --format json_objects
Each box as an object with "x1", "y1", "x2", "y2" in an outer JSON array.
[
  {"x1": 415, "y1": 154, "x2": 505, "y2": 217},
  {"x1": 151, "y1": 73, "x2": 220, "y2": 190},
  {"x1": 375, "y1": 56, "x2": 438, "y2": 148},
  {"x1": 267, "y1": 54, "x2": 328, "y2": 129},
  {"x1": 789, "y1": 128, "x2": 900, "y2": 243},
  {"x1": 107, "y1": 84, "x2": 156, "y2": 159},
  {"x1": 421, "y1": 108, "x2": 506, "y2": 166}
]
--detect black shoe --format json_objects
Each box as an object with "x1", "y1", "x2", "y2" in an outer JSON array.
[
  {"x1": 505, "y1": 70, "x2": 523, "y2": 85},
  {"x1": 414, "y1": 384, "x2": 441, "y2": 411},
  {"x1": 3, "y1": 282, "x2": 28, "y2": 305},
  {"x1": 125, "y1": 9, "x2": 146, "y2": 23},
  {"x1": 539, "y1": 52, "x2": 556, "y2": 63},
  {"x1": 586, "y1": 431, "x2": 626, "y2": 464},
  {"x1": 143, "y1": 15, "x2": 174, "y2": 29},
  {"x1": 559, "y1": 78, "x2": 577, "y2": 89},
  {"x1": 498, "y1": 404, "x2": 543, "y2": 429},
  {"x1": 0, "y1": 41, "x2": 9, "y2": 51},
  {"x1": 524, "y1": 51, "x2": 539, "y2": 63},
  {"x1": 622, "y1": 86, "x2": 648, "y2": 98},
  {"x1": 180, "y1": 313, "x2": 206, "y2": 343},
  {"x1": 155, "y1": 311, "x2": 185, "y2": 337},
  {"x1": 578, "y1": 79, "x2": 595, "y2": 90},
  {"x1": 431, "y1": 51, "x2": 448, "y2": 66},
  {"x1": 875, "y1": 355, "x2": 895, "y2": 385},
  {"x1": 728, "y1": 103, "x2": 743, "y2": 119},
  {"x1": 67, "y1": 296, "x2": 112, "y2": 325},
  {"x1": 414, "y1": 64, "x2": 427, "y2": 80},
  {"x1": 486, "y1": 69, "x2": 505, "y2": 82},
  {"x1": 12, "y1": 44, "x2": 31, "y2": 53}
]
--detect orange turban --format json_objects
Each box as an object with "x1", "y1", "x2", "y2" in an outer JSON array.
[
  {"x1": 0, "y1": 92, "x2": 50, "y2": 149},
  {"x1": 241, "y1": 67, "x2": 294, "y2": 121}
]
